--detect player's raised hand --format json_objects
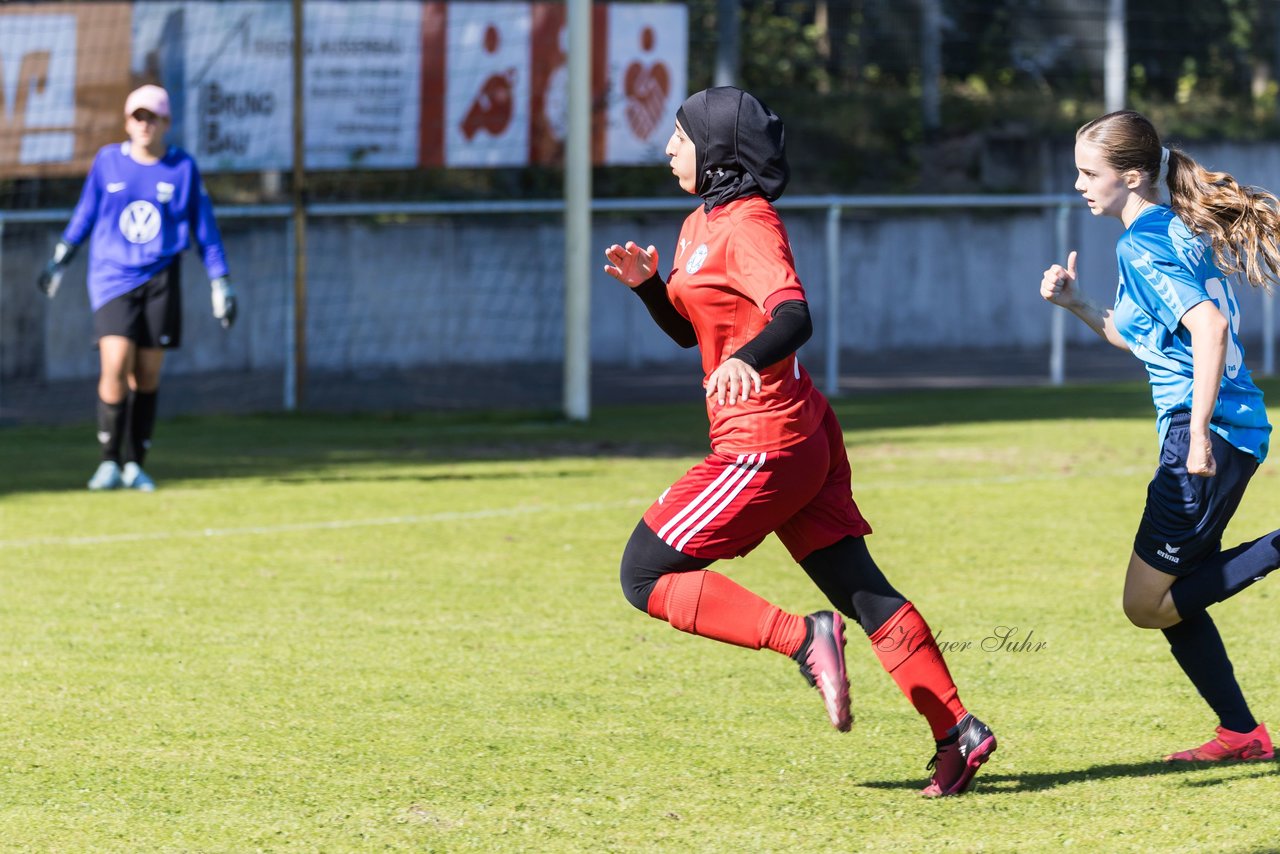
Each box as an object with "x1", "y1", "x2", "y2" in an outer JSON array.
[
  {"x1": 603, "y1": 241, "x2": 658, "y2": 288},
  {"x1": 1040, "y1": 250, "x2": 1079, "y2": 307}
]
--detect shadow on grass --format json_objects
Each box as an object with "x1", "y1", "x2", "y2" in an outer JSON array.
[
  {"x1": 267, "y1": 468, "x2": 596, "y2": 485},
  {"x1": 3, "y1": 378, "x2": 1277, "y2": 496},
  {"x1": 859, "y1": 757, "x2": 1280, "y2": 794}
]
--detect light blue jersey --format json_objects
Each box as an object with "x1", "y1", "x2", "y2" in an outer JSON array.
[
  {"x1": 64, "y1": 142, "x2": 229, "y2": 311},
  {"x1": 1112, "y1": 205, "x2": 1270, "y2": 462}
]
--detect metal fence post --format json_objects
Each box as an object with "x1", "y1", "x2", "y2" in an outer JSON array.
[
  {"x1": 1050, "y1": 201, "x2": 1070, "y2": 385},
  {"x1": 283, "y1": 219, "x2": 297, "y2": 411},
  {"x1": 0, "y1": 219, "x2": 5, "y2": 417},
  {"x1": 563, "y1": 0, "x2": 592, "y2": 421},
  {"x1": 824, "y1": 202, "x2": 842, "y2": 398}
]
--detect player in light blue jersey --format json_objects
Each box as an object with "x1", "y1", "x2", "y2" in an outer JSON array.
[
  {"x1": 1042, "y1": 110, "x2": 1280, "y2": 763},
  {"x1": 37, "y1": 85, "x2": 237, "y2": 492}
]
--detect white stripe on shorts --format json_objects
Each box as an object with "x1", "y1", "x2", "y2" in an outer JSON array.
[
  {"x1": 673, "y1": 454, "x2": 767, "y2": 551},
  {"x1": 656, "y1": 454, "x2": 751, "y2": 543},
  {"x1": 659, "y1": 452, "x2": 768, "y2": 552}
]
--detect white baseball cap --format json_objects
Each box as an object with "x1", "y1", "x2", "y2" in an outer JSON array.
[{"x1": 124, "y1": 84, "x2": 170, "y2": 118}]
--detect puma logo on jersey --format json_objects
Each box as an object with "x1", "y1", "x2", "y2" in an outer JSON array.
[{"x1": 676, "y1": 237, "x2": 690, "y2": 259}]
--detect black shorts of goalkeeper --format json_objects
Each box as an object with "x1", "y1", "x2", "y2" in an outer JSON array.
[
  {"x1": 1134, "y1": 413, "x2": 1258, "y2": 577},
  {"x1": 92, "y1": 259, "x2": 182, "y2": 349}
]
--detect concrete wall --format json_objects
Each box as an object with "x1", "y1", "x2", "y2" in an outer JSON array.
[{"x1": 3, "y1": 140, "x2": 1277, "y2": 385}]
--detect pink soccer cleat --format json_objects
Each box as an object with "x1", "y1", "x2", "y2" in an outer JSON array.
[
  {"x1": 1165, "y1": 723, "x2": 1274, "y2": 762},
  {"x1": 793, "y1": 611, "x2": 852, "y2": 732}
]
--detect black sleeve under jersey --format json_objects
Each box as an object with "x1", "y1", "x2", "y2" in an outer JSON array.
[
  {"x1": 730, "y1": 300, "x2": 813, "y2": 369},
  {"x1": 631, "y1": 273, "x2": 698, "y2": 348}
]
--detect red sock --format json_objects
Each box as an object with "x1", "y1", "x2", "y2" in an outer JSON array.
[
  {"x1": 647, "y1": 570, "x2": 806, "y2": 656},
  {"x1": 868, "y1": 602, "x2": 966, "y2": 739}
]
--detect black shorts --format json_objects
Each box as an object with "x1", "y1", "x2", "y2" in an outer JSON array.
[
  {"x1": 1134, "y1": 412, "x2": 1258, "y2": 576},
  {"x1": 93, "y1": 260, "x2": 182, "y2": 349}
]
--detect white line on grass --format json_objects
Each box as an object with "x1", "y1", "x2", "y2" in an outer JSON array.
[
  {"x1": 6, "y1": 466, "x2": 1151, "y2": 550},
  {"x1": 0, "y1": 499, "x2": 651, "y2": 549}
]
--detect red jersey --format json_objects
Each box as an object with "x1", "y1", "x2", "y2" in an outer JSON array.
[{"x1": 667, "y1": 195, "x2": 825, "y2": 453}]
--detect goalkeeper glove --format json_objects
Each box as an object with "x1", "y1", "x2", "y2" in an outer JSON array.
[
  {"x1": 211, "y1": 276, "x2": 237, "y2": 329},
  {"x1": 36, "y1": 240, "x2": 76, "y2": 298}
]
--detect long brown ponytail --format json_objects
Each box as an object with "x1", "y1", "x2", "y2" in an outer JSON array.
[{"x1": 1078, "y1": 110, "x2": 1280, "y2": 288}]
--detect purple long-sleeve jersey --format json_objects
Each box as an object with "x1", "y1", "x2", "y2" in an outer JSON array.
[{"x1": 63, "y1": 142, "x2": 229, "y2": 311}]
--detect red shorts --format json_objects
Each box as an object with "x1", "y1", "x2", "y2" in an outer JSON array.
[{"x1": 643, "y1": 404, "x2": 871, "y2": 562}]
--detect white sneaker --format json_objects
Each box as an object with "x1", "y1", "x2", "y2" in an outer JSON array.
[
  {"x1": 122, "y1": 462, "x2": 156, "y2": 492},
  {"x1": 87, "y1": 460, "x2": 123, "y2": 490}
]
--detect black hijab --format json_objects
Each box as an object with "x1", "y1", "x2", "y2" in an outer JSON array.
[{"x1": 675, "y1": 87, "x2": 790, "y2": 212}]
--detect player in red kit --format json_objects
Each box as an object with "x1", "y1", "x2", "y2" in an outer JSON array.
[{"x1": 604, "y1": 87, "x2": 996, "y2": 796}]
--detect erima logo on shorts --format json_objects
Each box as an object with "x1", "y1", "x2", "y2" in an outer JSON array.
[
  {"x1": 119, "y1": 201, "x2": 161, "y2": 244},
  {"x1": 685, "y1": 244, "x2": 709, "y2": 274},
  {"x1": 1157, "y1": 542, "x2": 1182, "y2": 564}
]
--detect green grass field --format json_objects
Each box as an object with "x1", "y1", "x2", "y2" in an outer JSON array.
[{"x1": 2, "y1": 382, "x2": 1279, "y2": 852}]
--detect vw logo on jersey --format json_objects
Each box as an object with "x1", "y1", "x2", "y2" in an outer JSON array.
[
  {"x1": 119, "y1": 201, "x2": 161, "y2": 244},
  {"x1": 685, "y1": 243, "x2": 709, "y2": 274}
]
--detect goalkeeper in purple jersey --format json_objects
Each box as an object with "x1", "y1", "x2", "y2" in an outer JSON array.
[{"x1": 37, "y1": 85, "x2": 236, "y2": 492}]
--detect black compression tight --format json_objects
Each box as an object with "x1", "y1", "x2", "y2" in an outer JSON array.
[
  {"x1": 618, "y1": 522, "x2": 712, "y2": 612},
  {"x1": 800, "y1": 535, "x2": 907, "y2": 635},
  {"x1": 620, "y1": 524, "x2": 906, "y2": 637}
]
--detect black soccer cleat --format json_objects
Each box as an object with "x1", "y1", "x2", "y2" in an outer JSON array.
[{"x1": 921, "y1": 713, "x2": 996, "y2": 797}]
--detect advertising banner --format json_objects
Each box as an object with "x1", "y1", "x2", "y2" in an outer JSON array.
[
  {"x1": 0, "y1": 1, "x2": 688, "y2": 176},
  {"x1": 133, "y1": 0, "x2": 292, "y2": 171},
  {"x1": 604, "y1": 4, "x2": 687, "y2": 165},
  {"x1": 420, "y1": 1, "x2": 684, "y2": 169},
  {"x1": 528, "y1": 2, "x2": 608, "y2": 165},
  {"x1": 305, "y1": 1, "x2": 422, "y2": 169},
  {"x1": 440, "y1": 2, "x2": 532, "y2": 167},
  {"x1": 0, "y1": 3, "x2": 132, "y2": 176}
]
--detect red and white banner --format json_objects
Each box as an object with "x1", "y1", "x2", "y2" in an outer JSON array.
[
  {"x1": 528, "y1": 3, "x2": 607, "y2": 165},
  {"x1": 421, "y1": 1, "x2": 685, "y2": 168},
  {"x1": 440, "y1": 2, "x2": 531, "y2": 167},
  {"x1": 604, "y1": 4, "x2": 686, "y2": 165}
]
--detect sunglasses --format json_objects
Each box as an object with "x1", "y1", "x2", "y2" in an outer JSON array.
[{"x1": 129, "y1": 110, "x2": 161, "y2": 123}]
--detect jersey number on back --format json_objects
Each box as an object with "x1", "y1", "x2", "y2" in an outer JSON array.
[{"x1": 1204, "y1": 277, "x2": 1243, "y2": 379}]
